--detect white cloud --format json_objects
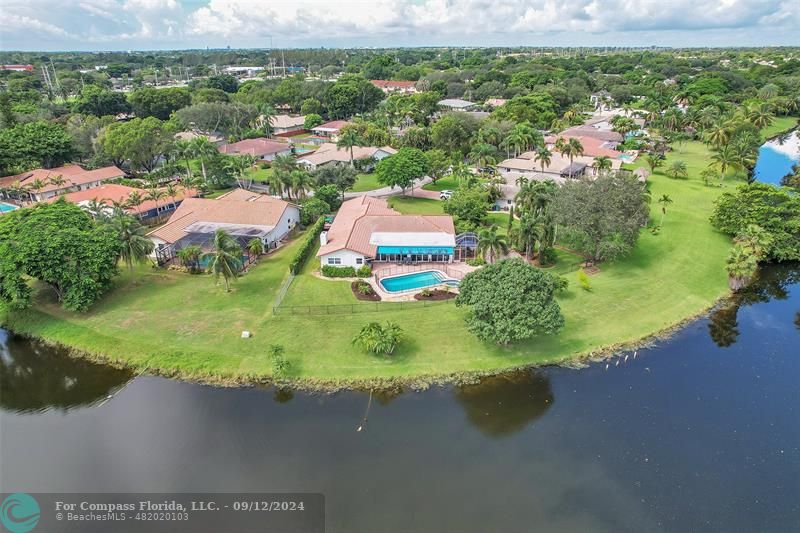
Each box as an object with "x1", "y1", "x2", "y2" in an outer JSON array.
[{"x1": 0, "y1": 0, "x2": 797, "y2": 50}]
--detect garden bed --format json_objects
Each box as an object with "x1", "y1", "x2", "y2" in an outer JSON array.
[
  {"x1": 351, "y1": 281, "x2": 381, "y2": 301},
  {"x1": 413, "y1": 289, "x2": 457, "y2": 301}
]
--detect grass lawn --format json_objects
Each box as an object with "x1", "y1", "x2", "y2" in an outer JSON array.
[
  {"x1": 423, "y1": 176, "x2": 459, "y2": 192},
  {"x1": 388, "y1": 196, "x2": 444, "y2": 214},
  {"x1": 349, "y1": 173, "x2": 383, "y2": 192},
  {"x1": 4, "y1": 131, "x2": 771, "y2": 387},
  {"x1": 247, "y1": 167, "x2": 274, "y2": 183}
]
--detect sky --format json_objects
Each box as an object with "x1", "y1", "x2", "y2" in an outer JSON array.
[{"x1": 0, "y1": 0, "x2": 798, "y2": 51}]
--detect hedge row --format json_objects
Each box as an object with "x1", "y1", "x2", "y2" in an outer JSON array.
[
  {"x1": 289, "y1": 216, "x2": 325, "y2": 274},
  {"x1": 321, "y1": 264, "x2": 372, "y2": 278}
]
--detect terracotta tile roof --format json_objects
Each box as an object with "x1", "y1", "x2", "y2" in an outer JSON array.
[
  {"x1": 561, "y1": 126, "x2": 623, "y2": 143},
  {"x1": 317, "y1": 195, "x2": 455, "y2": 258},
  {"x1": 548, "y1": 135, "x2": 622, "y2": 159},
  {"x1": 311, "y1": 120, "x2": 352, "y2": 132},
  {"x1": 297, "y1": 143, "x2": 396, "y2": 167},
  {"x1": 218, "y1": 138, "x2": 291, "y2": 157},
  {"x1": 50, "y1": 183, "x2": 198, "y2": 215},
  {"x1": 269, "y1": 114, "x2": 306, "y2": 129},
  {"x1": 0, "y1": 165, "x2": 124, "y2": 194},
  {"x1": 147, "y1": 194, "x2": 291, "y2": 244},
  {"x1": 499, "y1": 152, "x2": 621, "y2": 174}
]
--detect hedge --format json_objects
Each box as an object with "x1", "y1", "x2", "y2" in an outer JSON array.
[
  {"x1": 289, "y1": 216, "x2": 325, "y2": 274},
  {"x1": 321, "y1": 265, "x2": 356, "y2": 277}
]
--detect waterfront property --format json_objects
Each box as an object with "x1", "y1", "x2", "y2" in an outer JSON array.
[
  {"x1": 497, "y1": 150, "x2": 622, "y2": 180},
  {"x1": 0, "y1": 164, "x2": 125, "y2": 202},
  {"x1": 297, "y1": 143, "x2": 396, "y2": 171},
  {"x1": 317, "y1": 196, "x2": 456, "y2": 268},
  {"x1": 50, "y1": 183, "x2": 197, "y2": 222},
  {"x1": 217, "y1": 138, "x2": 293, "y2": 162},
  {"x1": 378, "y1": 269, "x2": 460, "y2": 293},
  {"x1": 148, "y1": 188, "x2": 299, "y2": 264}
]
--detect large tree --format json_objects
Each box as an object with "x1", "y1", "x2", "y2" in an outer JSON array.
[
  {"x1": 430, "y1": 112, "x2": 479, "y2": 155},
  {"x1": 375, "y1": 148, "x2": 429, "y2": 194},
  {"x1": 324, "y1": 75, "x2": 385, "y2": 118},
  {"x1": 552, "y1": 173, "x2": 650, "y2": 263},
  {"x1": 128, "y1": 87, "x2": 191, "y2": 120},
  {"x1": 443, "y1": 186, "x2": 489, "y2": 228},
  {"x1": 455, "y1": 258, "x2": 565, "y2": 345},
  {"x1": 311, "y1": 165, "x2": 358, "y2": 203},
  {"x1": 0, "y1": 200, "x2": 121, "y2": 311},
  {"x1": 0, "y1": 121, "x2": 75, "y2": 174},
  {"x1": 100, "y1": 117, "x2": 175, "y2": 173},
  {"x1": 73, "y1": 85, "x2": 131, "y2": 117}
]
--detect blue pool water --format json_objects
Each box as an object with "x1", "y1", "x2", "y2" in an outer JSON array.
[
  {"x1": 380, "y1": 270, "x2": 459, "y2": 293},
  {"x1": 753, "y1": 131, "x2": 799, "y2": 185},
  {"x1": 0, "y1": 202, "x2": 19, "y2": 213}
]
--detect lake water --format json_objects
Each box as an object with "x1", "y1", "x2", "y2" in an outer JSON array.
[
  {"x1": 1, "y1": 263, "x2": 799, "y2": 532},
  {"x1": 754, "y1": 130, "x2": 799, "y2": 185}
]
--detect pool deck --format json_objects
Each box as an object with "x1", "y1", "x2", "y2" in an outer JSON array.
[{"x1": 368, "y1": 262, "x2": 478, "y2": 301}]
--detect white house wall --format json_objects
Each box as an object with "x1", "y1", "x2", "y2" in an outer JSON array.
[
  {"x1": 319, "y1": 249, "x2": 367, "y2": 268},
  {"x1": 266, "y1": 205, "x2": 300, "y2": 244}
]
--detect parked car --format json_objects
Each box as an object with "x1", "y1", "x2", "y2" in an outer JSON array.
[{"x1": 439, "y1": 190, "x2": 453, "y2": 200}]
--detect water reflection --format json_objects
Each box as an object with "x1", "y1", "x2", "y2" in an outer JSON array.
[
  {"x1": 454, "y1": 371, "x2": 553, "y2": 437},
  {"x1": 707, "y1": 263, "x2": 799, "y2": 347},
  {"x1": 0, "y1": 331, "x2": 132, "y2": 414}
]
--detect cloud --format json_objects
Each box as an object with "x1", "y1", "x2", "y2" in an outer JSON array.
[{"x1": 0, "y1": 0, "x2": 798, "y2": 50}]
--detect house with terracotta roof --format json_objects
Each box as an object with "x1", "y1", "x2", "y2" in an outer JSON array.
[
  {"x1": 296, "y1": 143, "x2": 396, "y2": 171},
  {"x1": 0, "y1": 164, "x2": 125, "y2": 202},
  {"x1": 148, "y1": 188, "x2": 299, "y2": 264},
  {"x1": 370, "y1": 80, "x2": 418, "y2": 94},
  {"x1": 317, "y1": 196, "x2": 456, "y2": 268},
  {"x1": 52, "y1": 183, "x2": 197, "y2": 222},
  {"x1": 546, "y1": 134, "x2": 623, "y2": 159},
  {"x1": 310, "y1": 120, "x2": 353, "y2": 142},
  {"x1": 269, "y1": 114, "x2": 306, "y2": 136},
  {"x1": 217, "y1": 138, "x2": 292, "y2": 161},
  {"x1": 497, "y1": 150, "x2": 622, "y2": 180}
]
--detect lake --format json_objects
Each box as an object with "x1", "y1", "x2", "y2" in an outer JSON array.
[
  {"x1": 754, "y1": 129, "x2": 799, "y2": 185},
  {"x1": 1, "y1": 263, "x2": 799, "y2": 533}
]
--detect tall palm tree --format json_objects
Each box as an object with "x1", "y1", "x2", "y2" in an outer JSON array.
[
  {"x1": 477, "y1": 226, "x2": 509, "y2": 264},
  {"x1": 247, "y1": 237, "x2": 264, "y2": 257},
  {"x1": 172, "y1": 139, "x2": 194, "y2": 179},
  {"x1": 290, "y1": 169, "x2": 311, "y2": 199},
  {"x1": 710, "y1": 145, "x2": 737, "y2": 179},
  {"x1": 164, "y1": 183, "x2": 182, "y2": 210},
  {"x1": 657, "y1": 194, "x2": 673, "y2": 226},
  {"x1": 188, "y1": 136, "x2": 218, "y2": 183},
  {"x1": 127, "y1": 191, "x2": 145, "y2": 218},
  {"x1": 202, "y1": 229, "x2": 242, "y2": 292},
  {"x1": 110, "y1": 211, "x2": 154, "y2": 281},
  {"x1": 746, "y1": 102, "x2": 774, "y2": 130},
  {"x1": 534, "y1": 147, "x2": 552, "y2": 174},
  {"x1": 556, "y1": 137, "x2": 584, "y2": 179},
  {"x1": 225, "y1": 155, "x2": 256, "y2": 190},
  {"x1": 48, "y1": 174, "x2": 67, "y2": 192},
  {"x1": 336, "y1": 126, "x2": 365, "y2": 167},
  {"x1": 146, "y1": 188, "x2": 166, "y2": 216},
  {"x1": 516, "y1": 212, "x2": 546, "y2": 260},
  {"x1": 83, "y1": 198, "x2": 108, "y2": 220},
  {"x1": 469, "y1": 143, "x2": 498, "y2": 169},
  {"x1": 26, "y1": 178, "x2": 47, "y2": 202},
  {"x1": 593, "y1": 156, "x2": 612, "y2": 175}
]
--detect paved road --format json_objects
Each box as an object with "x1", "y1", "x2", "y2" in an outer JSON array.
[{"x1": 343, "y1": 177, "x2": 437, "y2": 200}]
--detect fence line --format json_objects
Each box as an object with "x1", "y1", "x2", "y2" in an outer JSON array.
[
  {"x1": 273, "y1": 272, "x2": 296, "y2": 309},
  {"x1": 272, "y1": 298, "x2": 454, "y2": 316},
  {"x1": 373, "y1": 264, "x2": 466, "y2": 282}
]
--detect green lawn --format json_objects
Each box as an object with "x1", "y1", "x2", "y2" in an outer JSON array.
[
  {"x1": 247, "y1": 167, "x2": 274, "y2": 183},
  {"x1": 388, "y1": 196, "x2": 444, "y2": 214},
  {"x1": 349, "y1": 173, "x2": 383, "y2": 192},
  {"x1": 3, "y1": 134, "x2": 767, "y2": 387},
  {"x1": 423, "y1": 175, "x2": 459, "y2": 192}
]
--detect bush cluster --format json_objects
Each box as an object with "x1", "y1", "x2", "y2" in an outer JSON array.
[
  {"x1": 356, "y1": 265, "x2": 372, "y2": 277},
  {"x1": 322, "y1": 265, "x2": 357, "y2": 277},
  {"x1": 289, "y1": 216, "x2": 325, "y2": 274}
]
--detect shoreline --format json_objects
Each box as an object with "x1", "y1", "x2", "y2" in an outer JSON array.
[{"x1": 4, "y1": 292, "x2": 727, "y2": 393}]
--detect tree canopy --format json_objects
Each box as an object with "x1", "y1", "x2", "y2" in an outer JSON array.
[
  {"x1": 455, "y1": 258, "x2": 565, "y2": 345},
  {"x1": 375, "y1": 148, "x2": 429, "y2": 192},
  {"x1": 99, "y1": 117, "x2": 175, "y2": 172},
  {"x1": 0, "y1": 201, "x2": 121, "y2": 311},
  {"x1": 128, "y1": 87, "x2": 191, "y2": 120},
  {"x1": 0, "y1": 120, "x2": 75, "y2": 174}
]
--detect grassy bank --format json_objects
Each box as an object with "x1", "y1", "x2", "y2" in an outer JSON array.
[{"x1": 1, "y1": 139, "x2": 748, "y2": 388}]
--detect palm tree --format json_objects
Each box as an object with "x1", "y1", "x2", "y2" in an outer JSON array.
[
  {"x1": 110, "y1": 211, "x2": 154, "y2": 281},
  {"x1": 710, "y1": 145, "x2": 737, "y2": 179},
  {"x1": 188, "y1": 136, "x2": 218, "y2": 183},
  {"x1": 164, "y1": 183, "x2": 182, "y2": 210},
  {"x1": 666, "y1": 160, "x2": 688, "y2": 179},
  {"x1": 351, "y1": 321, "x2": 403, "y2": 356},
  {"x1": 290, "y1": 169, "x2": 311, "y2": 199},
  {"x1": 177, "y1": 245, "x2": 203, "y2": 272},
  {"x1": 534, "y1": 147, "x2": 552, "y2": 174},
  {"x1": 146, "y1": 188, "x2": 166, "y2": 217},
  {"x1": 26, "y1": 178, "x2": 47, "y2": 202},
  {"x1": 126, "y1": 191, "x2": 145, "y2": 218},
  {"x1": 48, "y1": 174, "x2": 67, "y2": 192},
  {"x1": 657, "y1": 194, "x2": 673, "y2": 226},
  {"x1": 247, "y1": 237, "x2": 264, "y2": 257},
  {"x1": 477, "y1": 226, "x2": 509, "y2": 264},
  {"x1": 469, "y1": 143, "x2": 498, "y2": 169},
  {"x1": 593, "y1": 156, "x2": 612, "y2": 175},
  {"x1": 556, "y1": 137, "x2": 584, "y2": 179},
  {"x1": 201, "y1": 229, "x2": 243, "y2": 292},
  {"x1": 516, "y1": 211, "x2": 546, "y2": 260},
  {"x1": 336, "y1": 126, "x2": 365, "y2": 166},
  {"x1": 83, "y1": 198, "x2": 108, "y2": 220},
  {"x1": 705, "y1": 124, "x2": 730, "y2": 149},
  {"x1": 225, "y1": 155, "x2": 256, "y2": 190},
  {"x1": 747, "y1": 103, "x2": 774, "y2": 130},
  {"x1": 173, "y1": 139, "x2": 194, "y2": 179}
]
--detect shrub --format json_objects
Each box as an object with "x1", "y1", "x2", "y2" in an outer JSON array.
[
  {"x1": 419, "y1": 288, "x2": 433, "y2": 297},
  {"x1": 352, "y1": 321, "x2": 403, "y2": 356},
  {"x1": 356, "y1": 264, "x2": 372, "y2": 278},
  {"x1": 288, "y1": 216, "x2": 325, "y2": 274},
  {"x1": 355, "y1": 281, "x2": 374, "y2": 295},
  {"x1": 269, "y1": 344, "x2": 290, "y2": 379},
  {"x1": 538, "y1": 246, "x2": 557, "y2": 266},
  {"x1": 577, "y1": 270, "x2": 592, "y2": 291},
  {"x1": 466, "y1": 256, "x2": 486, "y2": 267},
  {"x1": 322, "y1": 265, "x2": 356, "y2": 277},
  {"x1": 554, "y1": 276, "x2": 569, "y2": 292},
  {"x1": 300, "y1": 197, "x2": 330, "y2": 226}
]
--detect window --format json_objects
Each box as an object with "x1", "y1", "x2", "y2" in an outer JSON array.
[
  {"x1": 327, "y1": 257, "x2": 341, "y2": 265},
  {"x1": 356, "y1": 258, "x2": 363, "y2": 265}
]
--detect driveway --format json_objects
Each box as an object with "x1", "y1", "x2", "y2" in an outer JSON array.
[{"x1": 343, "y1": 176, "x2": 436, "y2": 199}]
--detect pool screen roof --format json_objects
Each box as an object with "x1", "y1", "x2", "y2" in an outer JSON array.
[{"x1": 183, "y1": 221, "x2": 274, "y2": 238}]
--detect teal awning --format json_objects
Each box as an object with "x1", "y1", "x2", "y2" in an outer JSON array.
[{"x1": 377, "y1": 246, "x2": 454, "y2": 255}]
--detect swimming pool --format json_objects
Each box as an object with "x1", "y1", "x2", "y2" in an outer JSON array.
[
  {"x1": 379, "y1": 270, "x2": 460, "y2": 293},
  {"x1": 0, "y1": 202, "x2": 19, "y2": 214}
]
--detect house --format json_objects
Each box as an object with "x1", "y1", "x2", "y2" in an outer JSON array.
[
  {"x1": 437, "y1": 98, "x2": 477, "y2": 111},
  {"x1": 0, "y1": 164, "x2": 125, "y2": 202},
  {"x1": 311, "y1": 120, "x2": 353, "y2": 142},
  {"x1": 296, "y1": 143, "x2": 396, "y2": 171},
  {"x1": 559, "y1": 126, "x2": 624, "y2": 143},
  {"x1": 270, "y1": 115, "x2": 306, "y2": 136},
  {"x1": 51, "y1": 183, "x2": 197, "y2": 221},
  {"x1": 317, "y1": 196, "x2": 456, "y2": 267},
  {"x1": 497, "y1": 150, "x2": 621, "y2": 180},
  {"x1": 0, "y1": 65, "x2": 34, "y2": 71},
  {"x1": 545, "y1": 134, "x2": 623, "y2": 159},
  {"x1": 370, "y1": 80, "x2": 418, "y2": 94},
  {"x1": 148, "y1": 188, "x2": 300, "y2": 263},
  {"x1": 217, "y1": 138, "x2": 292, "y2": 161},
  {"x1": 175, "y1": 131, "x2": 225, "y2": 145},
  {"x1": 485, "y1": 98, "x2": 507, "y2": 108}
]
